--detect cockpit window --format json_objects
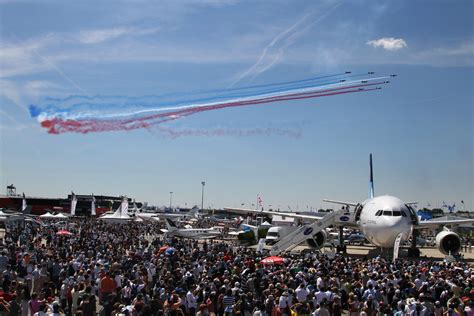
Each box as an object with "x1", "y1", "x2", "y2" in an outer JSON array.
[
  {"x1": 383, "y1": 210, "x2": 392, "y2": 216},
  {"x1": 375, "y1": 210, "x2": 383, "y2": 216},
  {"x1": 393, "y1": 211, "x2": 401, "y2": 216},
  {"x1": 400, "y1": 211, "x2": 407, "y2": 217}
]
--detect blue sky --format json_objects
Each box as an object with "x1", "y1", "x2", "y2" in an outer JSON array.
[{"x1": 0, "y1": 0, "x2": 472, "y2": 210}]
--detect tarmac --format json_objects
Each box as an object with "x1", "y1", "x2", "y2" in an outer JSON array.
[{"x1": 253, "y1": 243, "x2": 474, "y2": 262}]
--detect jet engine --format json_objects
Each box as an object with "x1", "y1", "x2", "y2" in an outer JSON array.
[
  {"x1": 306, "y1": 230, "x2": 327, "y2": 248},
  {"x1": 435, "y1": 230, "x2": 461, "y2": 255}
]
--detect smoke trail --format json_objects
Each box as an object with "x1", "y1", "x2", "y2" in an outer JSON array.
[
  {"x1": 31, "y1": 72, "x2": 394, "y2": 135},
  {"x1": 39, "y1": 84, "x2": 383, "y2": 134},
  {"x1": 154, "y1": 126, "x2": 302, "y2": 139}
]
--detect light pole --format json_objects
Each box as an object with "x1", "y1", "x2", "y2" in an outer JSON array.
[
  {"x1": 169, "y1": 192, "x2": 173, "y2": 210},
  {"x1": 201, "y1": 181, "x2": 205, "y2": 211}
]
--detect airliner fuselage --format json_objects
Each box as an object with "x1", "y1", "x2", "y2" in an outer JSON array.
[{"x1": 358, "y1": 195, "x2": 415, "y2": 248}]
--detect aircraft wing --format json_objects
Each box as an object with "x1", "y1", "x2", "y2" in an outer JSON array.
[
  {"x1": 415, "y1": 218, "x2": 474, "y2": 229},
  {"x1": 224, "y1": 207, "x2": 325, "y2": 221},
  {"x1": 224, "y1": 207, "x2": 261, "y2": 214},
  {"x1": 322, "y1": 199, "x2": 359, "y2": 207},
  {"x1": 228, "y1": 230, "x2": 246, "y2": 236},
  {"x1": 199, "y1": 235, "x2": 221, "y2": 239}
]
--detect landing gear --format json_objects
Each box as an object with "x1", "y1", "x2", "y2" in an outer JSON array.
[
  {"x1": 338, "y1": 226, "x2": 347, "y2": 254},
  {"x1": 408, "y1": 230, "x2": 420, "y2": 258}
]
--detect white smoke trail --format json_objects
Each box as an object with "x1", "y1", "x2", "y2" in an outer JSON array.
[{"x1": 40, "y1": 75, "x2": 387, "y2": 120}]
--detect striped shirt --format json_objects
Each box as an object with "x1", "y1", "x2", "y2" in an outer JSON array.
[{"x1": 223, "y1": 295, "x2": 235, "y2": 307}]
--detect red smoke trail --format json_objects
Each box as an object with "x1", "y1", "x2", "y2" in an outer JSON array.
[{"x1": 41, "y1": 83, "x2": 383, "y2": 134}]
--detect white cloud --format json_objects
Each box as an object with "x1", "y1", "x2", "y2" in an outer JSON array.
[
  {"x1": 78, "y1": 26, "x2": 159, "y2": 44},
  {"x1": 367, "y1": 37, "x2": 407, "y2": 51},
  {"x1": 78, "y1": 27, "x2": 133, "y2": 44}
]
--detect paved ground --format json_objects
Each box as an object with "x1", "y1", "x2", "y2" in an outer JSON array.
[{"x1": 252, "y1": 243, "x2": 474, "y2": 261}]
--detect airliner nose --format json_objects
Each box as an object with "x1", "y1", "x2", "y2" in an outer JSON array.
[{"x1": 375, "y1": 208, "x2": 411, "y2": 247}]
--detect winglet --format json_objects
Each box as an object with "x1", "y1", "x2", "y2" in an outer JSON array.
[{"x1": 165, "y1": 218, "x2": 177, "y2": 231}]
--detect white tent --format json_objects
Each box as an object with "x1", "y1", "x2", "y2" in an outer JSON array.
[
  {"x1": 39, "y1": 212, "x2": 56, "y2": 219},
  {"x1": 99, "y1": 197, "x2": 133, "y2": 223},
  {"x1": 54, "y1": 213, "x2": 69, "y2": 219}
]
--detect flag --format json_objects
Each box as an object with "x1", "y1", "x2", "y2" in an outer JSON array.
[
  {"x1": 448, "y1": 203, "x2": 455, "y2": 213},
  {"x1": 393, "y1": 233, "x2": 403, "y2": 263},
  {"x1": 257, "y1": 195, "x2": 263, "y2": 207},
  {"x1": 91, "y1": 194, "x2": 96, "y2": 216},
  {"x1": 70, "y1": 191, "x2": 77, "y2": 216},
  {"x1": 22, "y1": 192, "x2": 27, "y2": 213}
]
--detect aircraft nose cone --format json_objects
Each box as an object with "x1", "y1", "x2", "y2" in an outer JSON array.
[{"x1": 375, "y1": 216, "x2": 410, "y2": 247}]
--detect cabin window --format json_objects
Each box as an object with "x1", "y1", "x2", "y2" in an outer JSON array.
[
  {"x1": 393, "y1": 211, "x2": 402, "y2": 216},
  {"x1": 383, "y1": 210, "x2": 392, "y2": 216},
  {"x1": 375, "y1": 210, "x2": 383, "y2": 216}
]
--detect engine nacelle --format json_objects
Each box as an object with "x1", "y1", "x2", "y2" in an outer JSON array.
[
  {"x1": 436, "y1": 230, "x2": 461, "y2": 255},
  {"x1": 306, "y1": 230, "x2": 327, "y2": 248}
]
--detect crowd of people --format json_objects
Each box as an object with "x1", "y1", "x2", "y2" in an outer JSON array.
[{"x1": 0, "y1": 217, "x2": 473, "y2": 316}]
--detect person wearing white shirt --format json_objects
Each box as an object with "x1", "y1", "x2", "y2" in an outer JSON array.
[
  {"x1": 187, "y1": 288, "x2": 198, "y2": 315},
  {"x1": 295, "y1": 283, "x2": 309, "y2": 302},
  {"x1": 278, "y1": 292, "x2": 290, "y2": 316},
  {"x1": 115, "y1": 274, "x2": 123, "y2": 288},
  {"x1": 314, "y1": 288, "x2": 327, "y2": 306},
  {"x1": 316, "y1": 276, "x2": 326, "y2": 290}
]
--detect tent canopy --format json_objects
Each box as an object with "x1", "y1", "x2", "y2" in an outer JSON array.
[{"x1": 39, "y1": 212, "x2": 56, "y2": 219}]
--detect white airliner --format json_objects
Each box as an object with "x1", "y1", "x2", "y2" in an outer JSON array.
[
  {"x1": 225, "y1": 154, "x2": 474, "y2": 257},
  {"x1": 137, "y1": 206, "x2": 201, "y2": 221},
  {"x1": 162, "y1": 218, "x2": 222, "y2": 239}
]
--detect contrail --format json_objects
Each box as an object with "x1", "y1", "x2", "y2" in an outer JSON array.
[
  {"x1": 230, "y1": 11, "x2": 314, "y2": 87},
  {"x1": 230, "y1": 1, "x2": 343, "y2": 87},
  {"x1": 9, "y1": 35, "x2": 91, "y2": 97}
]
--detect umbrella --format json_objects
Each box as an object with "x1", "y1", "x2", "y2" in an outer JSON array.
[
  {"x1": 165, "y1": 247, "x2": 176, "y2": 255},
  {"x1": 56, "y1": 229, "x2": 73, "y2": 236},
  {"x1": 158, "y1": 246, "x2": 169, "y2": 254},
  {"x1": 261, "y1": 256, "x2": 285, "y2": 265}
]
